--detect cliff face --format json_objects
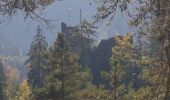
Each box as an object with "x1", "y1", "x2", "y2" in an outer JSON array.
[
  {"x1": 80, "y1": 37, "x2": 116, "y2": 85},
  {"x1": 80, "y1": 36, "x2": 142, "y2": 89}
]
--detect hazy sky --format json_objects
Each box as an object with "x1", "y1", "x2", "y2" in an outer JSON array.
[{"x1": 0, "y1": 0, "x2": 131, "y2": 52}]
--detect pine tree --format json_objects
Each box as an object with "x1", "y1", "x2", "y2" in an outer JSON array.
[
  {"x1": 0, "y1": 57, "x2": 5, "y2": 100},
  {"x1": 25, "y1": 26, "x2": 48, "y2": 99},
  {"x1": 45, "y1": 33, "x2": 92, "y2": 100},
  {"x1": 26, "y1": 26, "x2": 48, "y2": 89}
]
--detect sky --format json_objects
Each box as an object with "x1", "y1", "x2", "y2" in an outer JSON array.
[{"x1": 0, "y1": 0, "x2": 131, "y2": 53}]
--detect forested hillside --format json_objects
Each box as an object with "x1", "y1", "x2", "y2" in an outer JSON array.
[{"x1": 0, "y1": 0, "x2": 170, "y2": 100}]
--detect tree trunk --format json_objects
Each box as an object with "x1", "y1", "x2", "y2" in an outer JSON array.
[
  {"x1": 164, "y1": 31, "x2": 170, "y2": 100},
  {"x1": 61, "y1": 50, "x2": 64, "y2": 100}
]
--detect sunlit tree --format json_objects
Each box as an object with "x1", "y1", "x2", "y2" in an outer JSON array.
[
  {"x1": 45, "y1": 33, "x2": 92, "y2": 100},
  {"x1": 17, "y1": 79, "x2": 31, "y2": 100}
]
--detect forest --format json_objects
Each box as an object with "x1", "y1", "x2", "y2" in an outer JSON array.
[{"x1": 0, "y1": 0, "x2": 170, "y2": 100}]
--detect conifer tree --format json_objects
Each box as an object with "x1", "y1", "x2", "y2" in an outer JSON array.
[
  {"x1": 26, "y1": 26, "x2": 48, "y2": 89},
  {"x1": 17, "y1": 79, "x2": 31, "y2": 100},
  {"x1": 95, "y1": 1, "x2": 170, "y2": 99},
  {"x1": 101, "y1": 33, "x2": 139, "y2": 100},
  {"x1": 45, "y1": 33, "x2": 92, "y2": 100}
]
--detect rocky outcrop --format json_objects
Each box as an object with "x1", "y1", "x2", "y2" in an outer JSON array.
[{"x1": 80, "y1": 37, "x2": 116, "y2": 85}]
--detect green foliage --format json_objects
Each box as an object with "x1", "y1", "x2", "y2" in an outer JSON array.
[
  {"x1": 26, "y1": 26, "x2": 48, "y2": 89},
  {"x1": 5, "y1": 81, "x2": 18, "y2": 100},
  {"x1": 0, "y1": 59, "x2": 19, "y2": 100},
  {"x1": 95, "y1": 0, "x2": 170, "y2": 98},
  {"x1": 25, "y1": 26, "x2": 49, "y2": 100},
  {"x1": 100, "y1": 33, "x2": 141, "y2": 99},
  {"x1": 43, "y1": 33, "x2": 93, "y2": 100},
  {"x1": 75, "y1": 84, "x2": 109, "y2": 100}
]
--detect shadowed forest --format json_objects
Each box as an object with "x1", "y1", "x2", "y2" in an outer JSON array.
[{"x1": 0, "y1": 0, "x2": 170, "y2": 100}]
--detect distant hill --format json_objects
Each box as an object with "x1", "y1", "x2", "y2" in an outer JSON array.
[
  {"x1": 0, "y1": 37, "x2": 26, "y2": 82},
  {"x1": 0, "y1": 38, "x2": 20, "y2": 57}
]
